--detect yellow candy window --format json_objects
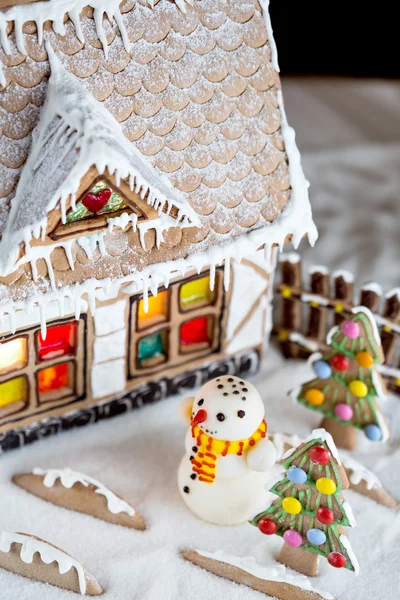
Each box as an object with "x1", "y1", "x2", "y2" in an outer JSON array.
[
  {"x1": 0, "y1": 337, "x2": 28, "y2": 376},
  {"x1": 180, "y1": 276, "x2": 215, "y2": 311},
  {"x1": 0, "y1": 376, "x2": 27, "y2": 409},
  {"x1": 138, "y1": 291, "x2": 169, "y2": 330}
]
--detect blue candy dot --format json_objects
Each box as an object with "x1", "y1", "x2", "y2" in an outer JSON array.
[
  {"x1": 312, "y1": 360, "x2": 332, "y2": 379},
  {"x1": 287, "y1": 466, "x2": 307, "y2": 485},
  {"x1": 364, "y1": 424, "x2": 382, "y2": 441},
  {"x1": 307, "y1": 528, "x2": 327, "y2": 546}
]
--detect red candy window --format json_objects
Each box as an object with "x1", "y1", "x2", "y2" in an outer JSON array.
[
  {"x1": 38, "y1": 362, "x2": 74, "y2": 401},
  {"x1": 37, "y1": 323, "x2": 78, "y2": 361},
  {"x1": 180, "y1": 317, "x2": 212, "y2": 349}
]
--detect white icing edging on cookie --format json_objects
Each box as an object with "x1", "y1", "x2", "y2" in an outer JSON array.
[
  {"x1": 352, "y1": 306, "x2": 382, "y2": 346},
  {"x1": 279, "y1": 252, "x2": 300, "y2": 264},
  {"x1": 309, "y1": 264, "x2": 329, "y2": 275},
  {"x1": 0, "y1": 532, "x2": 87, "y2": 594},
  {"x1": 294, "y1": 428, "x2": 341, "y2": 464},
  {"x1": 33, "y1": 468, "x2": 135, "y2": 517},
  {"x1": 339, "y1": 453, "x2": 382, "y2": 490},
  {"x1": 301, "y1": 293, "x2": 330, "y2": 307},
  {"x1": 339, "y1": 535, "x2": 359, "y2": 575},
  {"x1": 259, "y1": 0, "x2": 280, "y2": 72},
  {"x1": 371, "y1": 369, "x2": 388, "y2": 400},
  {"x1": 374, "y1": 408, "x2": 390, "y2": 443},
  {"x1": 342, "y1": 501, "x2": 356, "y2": 528},
  {"x1": 332, "y1": 270, "x2": 354, "y2": 284},
  {"x1": 195, "y1": 549, "x2": 334, "y2": 599},
  {"x1": 378, "y1": 364, "x2": 400, "y2": 380},
  {"x1": 288, "y1": 332, "x2": 319, "y2": 352},
  {"x1": 361, "y1": 282, "x2": 382, "y2": 296},
  {"x1": 326, "y1": 325, "x2": 339, "y2": 345}
]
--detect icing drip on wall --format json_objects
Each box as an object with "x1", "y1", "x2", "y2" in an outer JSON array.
[
  {"x1": 33, "y1": 467, "x2": 135, "y2": 516},
  {"x1": 0, "y1": 531, "x2": 87, "y2": 594},
  {"x1": 107, "y1": 212, "x2": 138, "y2": 233}
]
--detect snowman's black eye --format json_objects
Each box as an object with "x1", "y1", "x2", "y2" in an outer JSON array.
[
  {"x1": 198, "y1": 399, "x2": 204, "y2": 406},
  {"x1": 237, "y1": 410, "x2": 245, "y2": 418},
  {"x1": 216, "y1": 413, "x2": 225, "y2": 422}
]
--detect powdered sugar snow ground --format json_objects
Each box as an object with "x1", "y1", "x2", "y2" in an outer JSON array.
[{"x1": 1, "y1": 78, "x2": 400, "y2": 599}]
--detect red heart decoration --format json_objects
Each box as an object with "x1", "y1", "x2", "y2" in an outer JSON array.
[{"x1": 81, "y1": 188, "x2": 112, "y2": 214}]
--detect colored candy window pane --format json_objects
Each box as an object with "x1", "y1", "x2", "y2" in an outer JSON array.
[
  {"x1": 180, "y1": 317, "x2": 211, "y2": 347},
  {"x1": 38, "y1": 363, "x2": 74, "y2": 400},
  {"x1": 37, "y1": 323, "x2": 78, "y2": 361},
  {"x1": 66, "y1": 180, "x2": 127, "y2": 223},
  {"x1": 0, "y1": 376, "x2": 27, "y2": 409},
  {"x1": 138, "y1": 291, "x2": 169, "y2": 330},
  {"x1": 138, "y1": 331, "x2": 166, "y2": 366},
  {"x1": 180, "y1": 276, "x2": 215, "y2": 311},
  {"x1": 0, "y1": 337, "x2": 28, "y2": 375}
]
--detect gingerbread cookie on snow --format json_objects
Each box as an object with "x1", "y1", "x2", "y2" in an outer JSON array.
[
  {"x1": 13, "y1": 468, "x2": 146, "y2": 530},
  {"x1": 0, "y1": 532, "x2": 102, "y2": 595},
  {"x1": 177, "y1": 376, "x2": 277, "y2": 525}
]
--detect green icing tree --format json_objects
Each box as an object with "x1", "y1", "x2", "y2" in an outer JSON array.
[
  {"x1": 294, "y1": 308, "x2": 389, "y2": 449},
  {"x1": 251, "y1": 429, "x2": 358, "y2": 577}
]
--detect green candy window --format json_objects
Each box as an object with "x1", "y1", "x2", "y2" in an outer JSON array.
[
  {"x1": 66, "y1": 180, "x2": 127, "y2": 223},
  {"x1": 129, "y1": 272, "x2": 224, "y2": 376}
]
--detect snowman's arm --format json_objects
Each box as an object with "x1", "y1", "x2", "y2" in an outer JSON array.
[
  {"x1": 246, "y1": 438, "x2": 277, "y2": 472},
  {"x1": 178, "y1": 396, "x2": 194, "y2": 426}
]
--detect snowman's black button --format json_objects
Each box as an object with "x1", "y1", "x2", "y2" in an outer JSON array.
[
  {"x1": 190, "y1": 474, "x2": 197, "y2": 480},
  {"x1": 183, "y1": 486, "x2": 190, "y2": 494}
]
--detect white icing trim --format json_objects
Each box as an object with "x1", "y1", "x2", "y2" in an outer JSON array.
[
  {"x1": 309, "y1": 265, "x2": 329, "y2": 275},
  {"x1": 375, "y1": 314, "x2": 400, "y2": 335},
  {"x1": 385, "y1": 287, "x2": 400, "y2": 300},
  {"x1": 339, "y1": 535, "x2": 359, "y2": 576},
  {"x1": 269, "y1": 431, "x2": 303, "y2": 462},
  {"x1": 332, "y1": 270, "x2": 354, "y2": 284},
  {"x1": 0, "y1": 47, "x2": 198, "y2": 276},
  {"x1": 108, "y1": 213, "x2": 138, "y2": 234},
  {"x1": 371, "y1": 369, "x2": 388, "y2": 400},
  {"x1": 361, "y1": 282, "x2": 382, "y2": 296},
  {"x1": 352, "y1": 305, "x2": 382, "y2": 346},
  {"x1": 279, "y1": 252, "x2": 300, "y2": 264},
  {"x1": 300, "y1": 428, "x2": 341, "y2": 464},
  {"x1": 378, "y1": 364, "x2": 400, "y2": 380},
  {"x1": 339, "y1": 453, "x2": 382, "y2": 491},
  {"x1": 288, "y1": 332, "x2": 319, "y2": 352},
  {"x1": 307, "y1": 351, "x2": 323, "y2": 365},
  {"x1": 301, "y1": 293, "x2": 330, "y2": 307},
  {"x1": 374, "y1": 408, "x2": 390, "y2": 443},
  {"x1": 342, "y1": 501, "x2": 356, "y2": 528},
  {"x1": 147, "y1": 0, "x2": 194, "y2": 12},
  {"x1": 0, "y1": 531, "x2": 87, "y2": 594},
  {"x1": 259, "y1": 0, "x2": 280, "y2": 72},
  {"x1": 195, "y1": 550, "x2": 334, "y2": 599},
  {"x1": 33, "y1": 467, "x2": 135, "y2": 516},
  {"x1": 326, "y1": 325, "x2": 339, "y2": 345}
]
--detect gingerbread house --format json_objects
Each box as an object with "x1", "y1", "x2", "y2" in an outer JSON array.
[{"x1": 0, "y1": 0, "x2": 316, "y2": 452}]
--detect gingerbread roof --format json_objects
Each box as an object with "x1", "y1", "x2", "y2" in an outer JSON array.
[{"x1": 0, "y1": 0, "x2": 317, "y2": 321}]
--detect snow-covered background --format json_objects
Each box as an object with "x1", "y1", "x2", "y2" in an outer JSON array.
[{"x1": 1, "y1": 77, "x2": 399, "y2": 599}]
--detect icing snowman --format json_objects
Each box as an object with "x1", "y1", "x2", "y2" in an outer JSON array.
[{"x1": 177, "y1": 375, "x2": 277, "y2": 525}]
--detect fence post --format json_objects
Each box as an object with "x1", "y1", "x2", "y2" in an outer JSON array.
[
  {"x1": 277, "y1": 253, "x2": 302, "y2": 358},
  {"x1": 332, "y1": 270, "x2": 354, "y2": 324},
  {"x1": 305, "y1": 266, "x2": 330, "y2": 348}
]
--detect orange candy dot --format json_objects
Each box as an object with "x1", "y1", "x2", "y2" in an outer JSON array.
[
  {"x1": 305, "y1": 388, "x2": 325, "y2": 406},
  {"x1": 356, "y1": 352, "x2": 374, "y2": 368}
]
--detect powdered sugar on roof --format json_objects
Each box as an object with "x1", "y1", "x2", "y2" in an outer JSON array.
[{"x1": 0, "y1": 44, "x2": 198, "y2": 275}]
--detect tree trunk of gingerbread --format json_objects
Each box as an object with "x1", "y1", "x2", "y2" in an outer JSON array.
[
  {"x1": 292, "y1": 307, "x2": 390, "y2": 450},
  {"x1": 251, "y1": 429, "x2": 359, "y2": 577}
]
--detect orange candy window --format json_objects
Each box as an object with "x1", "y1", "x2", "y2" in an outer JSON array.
[
  {"x1": 38, "y1": 363, "x2": 72, "y2": 397},
  {"x1": 37, "y1": 323, "x2": 78, "y2": 361}
]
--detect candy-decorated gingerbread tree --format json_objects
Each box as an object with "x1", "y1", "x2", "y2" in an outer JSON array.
[
  {"x1": 251, "y1": 429, "x2": 359, "y2": 577},
  {"x1": 294, "y1": 307, "x2": 389, "y2": 449}
]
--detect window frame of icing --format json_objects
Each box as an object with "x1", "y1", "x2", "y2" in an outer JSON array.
[
  {"x1": 0, "y1": 316, "x2": 87, "y2": 426},
  {"x1": 47, "y1": 172, "x2": 149, "y2": 242},
  {"x1": 179, "y1": 274, "x2": 217, "y2": 313},
  {"x1": 128, "y1": 268, "x2": 225, "y2": 378}
]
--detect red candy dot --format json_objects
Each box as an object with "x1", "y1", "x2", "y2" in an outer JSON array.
[
  {"x1": 316, "y1": 507, "x2": 334, "y2": 525},
  {"x1": 309, "y1": 446, "x2": 330, "y2": 465},
  {"x1": 258, "y1": 518, "x2": 277, "y2": 535},
  {"x1": 330, "y1": 354, "x2": 349, "y2": 372},
  {"x1": 328, "y1": 552, "x2": 347, "y2": 569}
]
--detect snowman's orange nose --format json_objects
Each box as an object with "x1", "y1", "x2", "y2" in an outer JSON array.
[{"x1": 193, "y1": 409, "x2": 208, "y2": 425}]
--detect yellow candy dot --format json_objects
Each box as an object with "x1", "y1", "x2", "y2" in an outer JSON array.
[
  {"x1": 349, "y1": 380, "x2": 368, "y2": 398},
  {"x1": 396, "y1": 378, "x2": 400, "y2": 387},
  {"x1": 282, "y1": 286, "x2": 292, "y2": 299},
  {"x1": 334, "y1": 303, "x2": 344, "y2": 313},
  {"x1": 279, "y1": 329, "x2": 289, "y2": 342},
  {"x1": 316, "y1": 477, "x2": 337, "y2": 495},
  {"x1": 305, "y1": 388, "x2": 325, "y2": 406},
  {"x1": 282, "y1": 497, "x2": 302, "y2": 515},
  {"x1": 356, "y1": 352, "x2": 374, "y2": 368}
]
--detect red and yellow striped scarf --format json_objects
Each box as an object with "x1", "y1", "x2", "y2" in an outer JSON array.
[{"x1": 191, "y1": 419, "x2": 267, "y2": 484}]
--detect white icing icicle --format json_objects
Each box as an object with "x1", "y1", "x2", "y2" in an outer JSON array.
[
  {"x1": 0, "y1": 531, "x2": 87, "y2": 595},
  {"x1": 196, "y1": 550, "x2": 334, "y2": 599},
  {"x1": 33, "y1": 467, "x2": 135, "y2": 517},
  {"x1": 108, "y1": 212, "x2": 138, "y2": 233}
]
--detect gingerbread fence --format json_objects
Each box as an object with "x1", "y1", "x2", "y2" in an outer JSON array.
[{"x1": 272, "y1": 253, "x2": 400, "y2": 395}]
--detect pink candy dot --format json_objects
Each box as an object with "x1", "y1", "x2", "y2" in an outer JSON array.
[
  {"x1": 283, "y1": 529, "x2": 303, "y2": 547},
  {"x1": 341, "y1": 321, "x2": 360, "y2": 339},
  {"x1": 334, "y1": 403, "x2": 353, "y2": 421}
]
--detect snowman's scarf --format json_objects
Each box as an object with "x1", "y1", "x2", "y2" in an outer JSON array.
[{"x1": 191, "y1": 419, "x2": 267, "y2": 484}]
